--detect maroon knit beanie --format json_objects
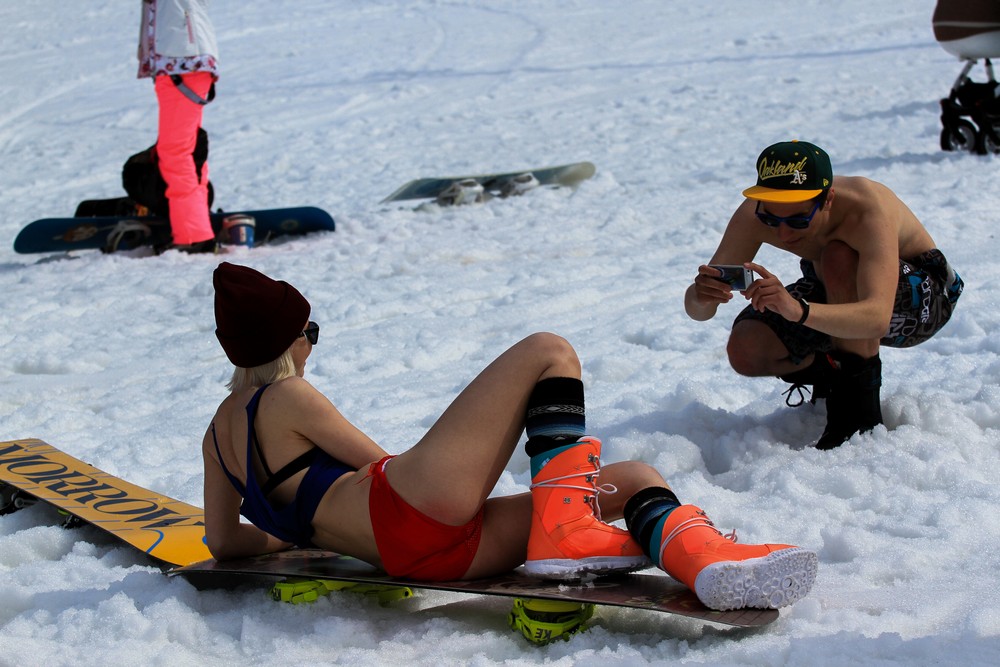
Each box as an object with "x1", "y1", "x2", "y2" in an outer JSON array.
[{"x1": 213, "y1": 262, "x2": 311, "y2": 368}]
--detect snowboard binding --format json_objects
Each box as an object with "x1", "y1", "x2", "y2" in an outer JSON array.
[
  {"x1": 103, "y1": 220, "x2": 157, "y2": 253},
  {"x1": 433, "y1": 172, "x2": 541, "y2": 206},
  {"x1": 507, "y1": 598, "x2": 596, "y2": 645},
  {"x1": 499, "y1": 172, "x2": 541, "y2": 198},
  {"x1": 271, "y1": 577, "x2": 413, "y2": 606},
  {"x1": 1, "y1": 483, "x2": 85, "y2": 529},
  {"x1": 435, "y1": 179, "x2": 488, "y2": 206},
  {"x1": 0, "y1": 483, "x2": 36, "y2": 515}
]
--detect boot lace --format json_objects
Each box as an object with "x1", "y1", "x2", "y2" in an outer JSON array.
[
  {"x1": 530, "y1": 451, "x2": 617, "y2": 521},
  {"x1": 782, "y1": 353, "x2": 838, "y2": 407},
  {"x1": 782, "y1": 383, "x2": 811, "y2": 407},
  {"x1": 657, "y1": 512, "x2": 737, "y2": 567}
]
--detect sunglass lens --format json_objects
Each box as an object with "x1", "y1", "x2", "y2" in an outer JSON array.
[
  {"x1": 755, "y1": 202, "x2": 817, "y2": 229},
  {"x1": 758, "y1": 212, "x2": 780, "y2": 227},
  {"x1": 303, "y1": 322, "x2": 319, "y2": 345}
]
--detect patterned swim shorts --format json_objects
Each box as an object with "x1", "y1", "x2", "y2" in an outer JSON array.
[{"x1": 733, "y1": 249, "x2": 963, "y2": 364}]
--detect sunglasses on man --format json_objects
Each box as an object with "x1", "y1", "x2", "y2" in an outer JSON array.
[
  {"x1": 299, "y1": 321, "x2": 320, "y2": 345},
  {"x1": 755, "y1": 199, "x2": 822, "y2": 230}
]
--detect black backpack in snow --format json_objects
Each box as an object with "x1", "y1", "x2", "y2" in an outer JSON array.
[{"x1": 122, "y1": 126, "x2": 214, "y2": 217}]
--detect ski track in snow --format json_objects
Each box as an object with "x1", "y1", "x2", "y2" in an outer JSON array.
[{"x1": 1, "y1": 1, "x2": 999, "y2": 665}]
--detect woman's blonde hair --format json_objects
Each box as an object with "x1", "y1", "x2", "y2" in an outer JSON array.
[{"x1": 227, "y1": 346, "x2": 297, "y2": 392}]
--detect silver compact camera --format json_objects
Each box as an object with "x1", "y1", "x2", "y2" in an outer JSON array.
[{"x1": 708, "y1": 265, "x2": 754, "y2": 291}]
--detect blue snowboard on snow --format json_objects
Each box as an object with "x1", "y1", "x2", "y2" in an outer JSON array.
[{"x1": 13, "y1": 206, "x2": 335, "y2": 254}]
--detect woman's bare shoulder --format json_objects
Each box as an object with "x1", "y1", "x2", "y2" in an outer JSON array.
[
  {"x1": 261, "y1": 377, "x2": 337, "y2": 415},
  {"x1": 266, "y1": 376, "x2": 322, "y2": 398}
]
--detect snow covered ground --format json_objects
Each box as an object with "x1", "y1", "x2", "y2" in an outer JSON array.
[{"x1": 1, "y1": 1, "x2": 998, "y2": 665}]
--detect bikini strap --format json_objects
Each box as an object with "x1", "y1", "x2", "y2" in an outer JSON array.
[
  {"x1": 210, "y1": 422, "x2": 246, "y2": 494},
  {"x1": 246, "y1": 384, "x2": 275, "y2": 478},
  {"x1": 260, "y1": 449, "x2": 319, "y2": 497},
  {"x1": 245, "y1": 383, "x2": 322, "y2": 499}
]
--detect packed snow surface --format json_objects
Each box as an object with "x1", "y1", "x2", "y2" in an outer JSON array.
[{"x1": 1, "y1": 1, "x2": 997, "y2": 665}]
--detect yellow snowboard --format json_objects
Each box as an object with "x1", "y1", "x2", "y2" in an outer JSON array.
[{"x1": 0, "y1": 438, "x2": 210, "y2": 567}]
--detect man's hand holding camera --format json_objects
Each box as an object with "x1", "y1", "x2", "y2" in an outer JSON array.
[{"x1": 743, "y1": 263, "x2": 807, "y2": 324}]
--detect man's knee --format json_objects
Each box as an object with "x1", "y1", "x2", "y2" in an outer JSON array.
[
  {"x1": 727, "y1": 321, "x2": 783, "y2": 376},
  {"x1": 728, "y1": 341, "x2": 765, "y2": 376}
]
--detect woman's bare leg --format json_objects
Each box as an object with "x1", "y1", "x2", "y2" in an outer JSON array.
[
  {"x1": 461, "y1": 493, "x2": 532, "y2": 578},
  {"x1": 386, "y1": 333, "x2": 581, "y2": 525}
]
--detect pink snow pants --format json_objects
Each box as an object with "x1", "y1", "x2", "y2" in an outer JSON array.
[{"x1": 154, "y1": 71, "x2": 215, "y2": 245}]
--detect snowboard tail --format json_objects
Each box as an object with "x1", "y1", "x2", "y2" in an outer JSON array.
[{"x1": 0, "y1": 438, "x2": 210, "y2": 567}]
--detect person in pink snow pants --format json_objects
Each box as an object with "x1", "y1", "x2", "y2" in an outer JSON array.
[{"x1": 138, "y1": 0, "x2": 219, "y2": 252}]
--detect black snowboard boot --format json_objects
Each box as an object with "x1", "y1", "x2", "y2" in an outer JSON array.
[
  {"x1": 779, "y1": 353, "x2": 838, "y2": 407},
  {"x1": 815, "y1": 351, "x2": 883, "y2": 450},
  {"x1": 152, "y1": 237, "x2": 218, "y2": 255}
]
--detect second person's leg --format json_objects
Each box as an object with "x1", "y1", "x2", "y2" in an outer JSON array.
[{"x1": 155, "y1": 72, "x2": 215, "y2": 246}]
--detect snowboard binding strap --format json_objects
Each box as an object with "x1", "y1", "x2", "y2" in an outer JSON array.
[
  {"x1": 0, "y1": 484, "x2": 36, "y2": 515},
  {"x1": 103, "y1": 220, "x2": 154, "y2": 254},
  {"x1": 507, "y1": 598, "x2": 595, "y2": 645},
  {"x1": 271, "y1": 577, "x2": 413, "y2": 606}
]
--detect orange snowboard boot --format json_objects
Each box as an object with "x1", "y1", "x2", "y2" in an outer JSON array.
[
  {"x1": 524, "y1": 437, "x2": 651, "y2": 579},
  {"x1": 656, "y1": 505, "x2": 817, "y2": 610}
]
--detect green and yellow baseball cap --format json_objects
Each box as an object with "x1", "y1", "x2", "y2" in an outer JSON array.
[{"x1": 742, "y1": 140, "x2": 832, "y2": 203}]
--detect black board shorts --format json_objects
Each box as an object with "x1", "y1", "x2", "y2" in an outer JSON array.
[{"x1": 733, "y1": 249, "x2": 963, "y2": 364}]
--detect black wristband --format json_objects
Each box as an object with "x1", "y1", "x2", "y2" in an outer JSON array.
[{"x1": 795, "y1": 298, "x2": 810, "y2": 325}]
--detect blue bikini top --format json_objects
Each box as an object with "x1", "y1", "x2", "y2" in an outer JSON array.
[{"x1": 211, "y1": 384, "x2": 354, "y2": 546}]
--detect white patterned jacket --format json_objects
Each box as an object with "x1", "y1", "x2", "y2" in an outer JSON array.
[{"x1": 137, "y1": 0, "x2": 219, "y2": 80}]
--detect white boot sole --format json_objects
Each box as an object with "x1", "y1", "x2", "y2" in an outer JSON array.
[
  {"x1": 524, "y1": 555, "x2": 652, "y2": 580},
  {"x1": 693, "y1": 547, "x2": 818, "y2": 611}
]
